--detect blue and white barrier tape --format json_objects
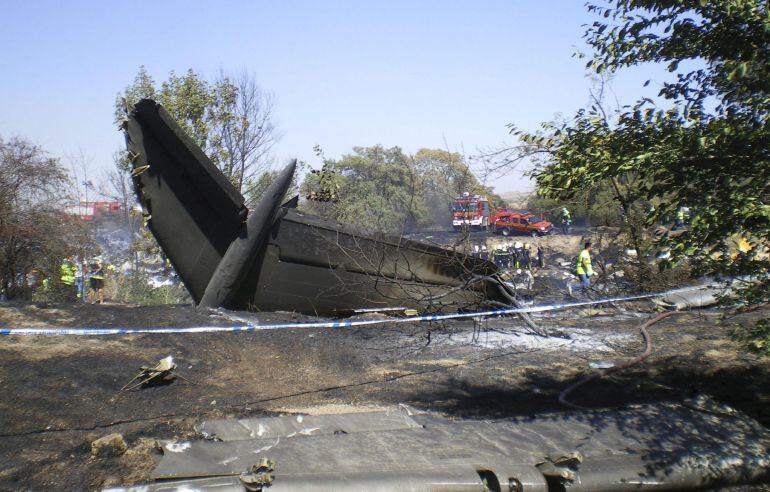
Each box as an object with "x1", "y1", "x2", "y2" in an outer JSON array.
[{"x1": 0, "y1": 286, "x2": 710, "y2": 337}]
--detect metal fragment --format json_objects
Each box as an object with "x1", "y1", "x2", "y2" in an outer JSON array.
[{"x1": 135, "y1": 402, "x2": 770, "y2": 491}]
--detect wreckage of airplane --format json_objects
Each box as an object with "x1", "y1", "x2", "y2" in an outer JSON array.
[
  {"x1": 123, "y1": 99, "x2": 510, "y2": 316},
  {"x1": 107, "y1": 400, "x2": 770, "y2": 491}
]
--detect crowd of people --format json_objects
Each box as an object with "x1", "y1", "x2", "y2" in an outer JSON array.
[
  {"x1": 470, "y1": 241, "x2": 546, "y2": 272},
  {"x1": 469, "y1": 236, "x2": 598, "y2": 297},
  {"x1": 59, "y1": 257, "x2": 112, "y2": 304}
]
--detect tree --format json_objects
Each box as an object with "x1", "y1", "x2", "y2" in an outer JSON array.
[
  {"x1": 303, "y1": 146, "x2": 430, "y2": 234},
  {"x1": 102, "y1": 152, "x2": 142, "y2": 270},
  {"x1": 411, "y1": 148, "x2": 505, "y2": 232},
  {"x1": 0, "y1": 137, "x2": 93, "y2": 299},
  {"x1": 115, "y1": 67, "x2": 280, "y2": 193},
  {"x1": 302, "y1": 146, "x2": 506, "y2": 235},
  {"x1": 116, "y1": 67, "x2": 227, "y2": 165},
  {"x1": 213, "y1": 70, "x2": 281, "y2": 192},
  {"x1": 414, "y1": 148, "x2": 505, "y2": 207},
  {"x1": 113, "y1": 66, "x2": 156, "y2": 141},
  {"x1": 157, "y1": 69, "x2": 223, "y2": 153},
  {"x1": 525, "y1": 180, "x2": 622, "y2": 227},
  {"x1": 515, "y1": 0, "x2": 769, "y2": 303},
  {"x1": 103, "y1": 152, "x2": 134, "y2": 229},
  {"x1": 244, "y1": 163, "x2": 301, "y2": 206}
]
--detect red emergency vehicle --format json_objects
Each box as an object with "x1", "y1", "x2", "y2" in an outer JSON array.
[
  {"x1": 450, "y1": 193, "x2": 491, "y2": 231},
  {"x1": 64, "y1": 201, "x2": 122, "y2": 221},
  {"x1": 493, "y1": 211, "x2": 553, "y2": 237}
]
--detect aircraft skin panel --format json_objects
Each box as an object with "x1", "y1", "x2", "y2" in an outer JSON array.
[
  {"x1": 144, "y1": 403, "x2": 770, "y2": 491},
  {"x1": 125, "y1": 99, "x2": 248, "y2": 301}
]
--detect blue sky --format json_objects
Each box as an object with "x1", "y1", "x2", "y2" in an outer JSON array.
[{"x1": 0, "y1": 1, "x2": 668, "y2": 192}]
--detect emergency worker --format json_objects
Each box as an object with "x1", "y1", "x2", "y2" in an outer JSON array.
[
  {"x1": 561, "y1": 208, "x2": 572, "y2": 234},
  {"x1": 89, "y1": 259, "x2": 105, "y2": 304},
  {"x1": 514, "y1": 241, "x2": 524, "y2": 268},
  {"x1": 499, "y1": 244, "x2": 510, "y2": 270},
  {"x1": 74, "y1": 260, "x2": 85, "y2": 300},
  {"x1": 536, "y1": 246, "x2": 545, "y2": 268},
  {"x1": 575, "y1": 242, "x2": 594, "y2": 290},
  {"x1": 522, "y1": 243, "x2": 532, "y2": 270},
  {"x1": 60, "y1": 258, "x2": 77, "y2": 299},
  {"x1": 60, "y1": 259, "x2": 76, "y2": 286}
]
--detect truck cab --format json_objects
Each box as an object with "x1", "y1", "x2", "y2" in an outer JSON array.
[
  {"x1": 451, "y1": 194, "x2": 491, "y2": 231},
  {"x1": 493, "y1": 211, "x2": 553, "y2": 237}
]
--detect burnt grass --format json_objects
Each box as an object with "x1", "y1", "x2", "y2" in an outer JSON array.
[{"x1": 0, "y1": 301, "x2": 768, "y2": 490}]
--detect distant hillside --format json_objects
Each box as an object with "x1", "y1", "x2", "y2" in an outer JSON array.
[{"x1": 498, "y1": 190, "x2": 535, "y2": 209}]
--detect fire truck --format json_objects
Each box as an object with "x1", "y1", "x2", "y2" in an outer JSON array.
[
  {"x1": 450, "y1": 193, "x2": 492, "y2": 231},
  {"x1": 64, "y1": 201, "x2": 122, "y2": 221}
]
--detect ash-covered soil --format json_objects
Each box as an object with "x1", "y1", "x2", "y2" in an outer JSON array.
[{"x1": 0, "y1": 301, "x2": 769, "y2": 490}]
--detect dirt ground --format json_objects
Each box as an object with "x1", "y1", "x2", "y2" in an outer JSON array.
[
  {"x1": 407, "y1": 227, "x2": 588, "y2": 253},
  {"x1": 0, "y1": 300, "x2": 769, "y2": 490}
]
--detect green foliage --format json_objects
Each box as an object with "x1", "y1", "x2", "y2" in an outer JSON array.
[
  {"x1": 158, "y1": 69, "x2": 228, "y2": 152},
  {"x1": 302, "y1": 146, "x2": 500, "y2": 234},
  {"x1": 246, "y1": 170, "x2": 281, "y2": 204},
  {"x1": 525, "y1": 181, "x2": 624, "y2": 226},
  {"x1": 114, "y1": 67, "x2": 156, "y2": 146},
  {"x1": 519, "y1": 0, "x2": 769, "y2": 304},
  {"x1": 732, "y1": 319, "x2": 770, "y2": 357},
  {"x1": 116, "y1": 67, "x2": 277, "y2": 193},
  {"x1": 303, "y1": 146, "x2": 428, "y2": 233},
  {"x1": 414, "y1": 148, "x2": 504, "y2": 208},
  {"x1": 584, "y1": 1, "x2": 770, "y2": 113},
  {"x1": 31, "y1": 280, "x2": 77, "y2": 303},
  {"x1": 110, "y1": 273, "x2": 190, "y2": 306},
  {"x1": 0, "y1": 137, "x2": 96, "y2": 299},
  {"x1": 116, "y1": 67, "x2": 233, "y2": 172},
  {"x1": 244, "y1": 165, "x2": 300, "y2": 205}
]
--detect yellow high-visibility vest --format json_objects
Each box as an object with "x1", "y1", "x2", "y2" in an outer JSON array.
[
  {"x1": 60, "y1": 263, "x2": 76, "y2": 285},
  {"x1": 576, "y1": 249, "x2": 593, "y2": 276}
]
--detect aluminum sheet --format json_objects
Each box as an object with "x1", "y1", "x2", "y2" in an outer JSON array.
[
  {"x1": 149, "y1": 401, "x2": 770, "y2": 491},
  {"x1": 197, "y1": 409, "x2": 422, "y2": 441}
]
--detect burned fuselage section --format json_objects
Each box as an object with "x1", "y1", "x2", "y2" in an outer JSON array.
[{"x1": 123, "y1": 99, "x2": 506, "y2": 316}]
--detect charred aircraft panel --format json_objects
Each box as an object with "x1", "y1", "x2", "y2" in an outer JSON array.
[
  {"x1": 108, "y1": 401, "x2": 770, "y2": 491},
  {"x1": 124, "y1": 99, "x2": 506, "y2": 315},
  {"x1": 125, "y1": 99, "x2": 248, "y2": 301}
]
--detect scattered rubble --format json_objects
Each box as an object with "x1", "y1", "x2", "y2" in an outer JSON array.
[
  {"x1": 91, "y1": 433, "x2": 127, "y2": 458},
  {"x1": 120, "y1": 355, "x2": 193, "y2": 392}
]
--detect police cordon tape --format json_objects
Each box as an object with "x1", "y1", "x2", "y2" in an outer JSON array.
[{"x1": 0, "y1": 284, "x2": 716, "y2": 336}]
